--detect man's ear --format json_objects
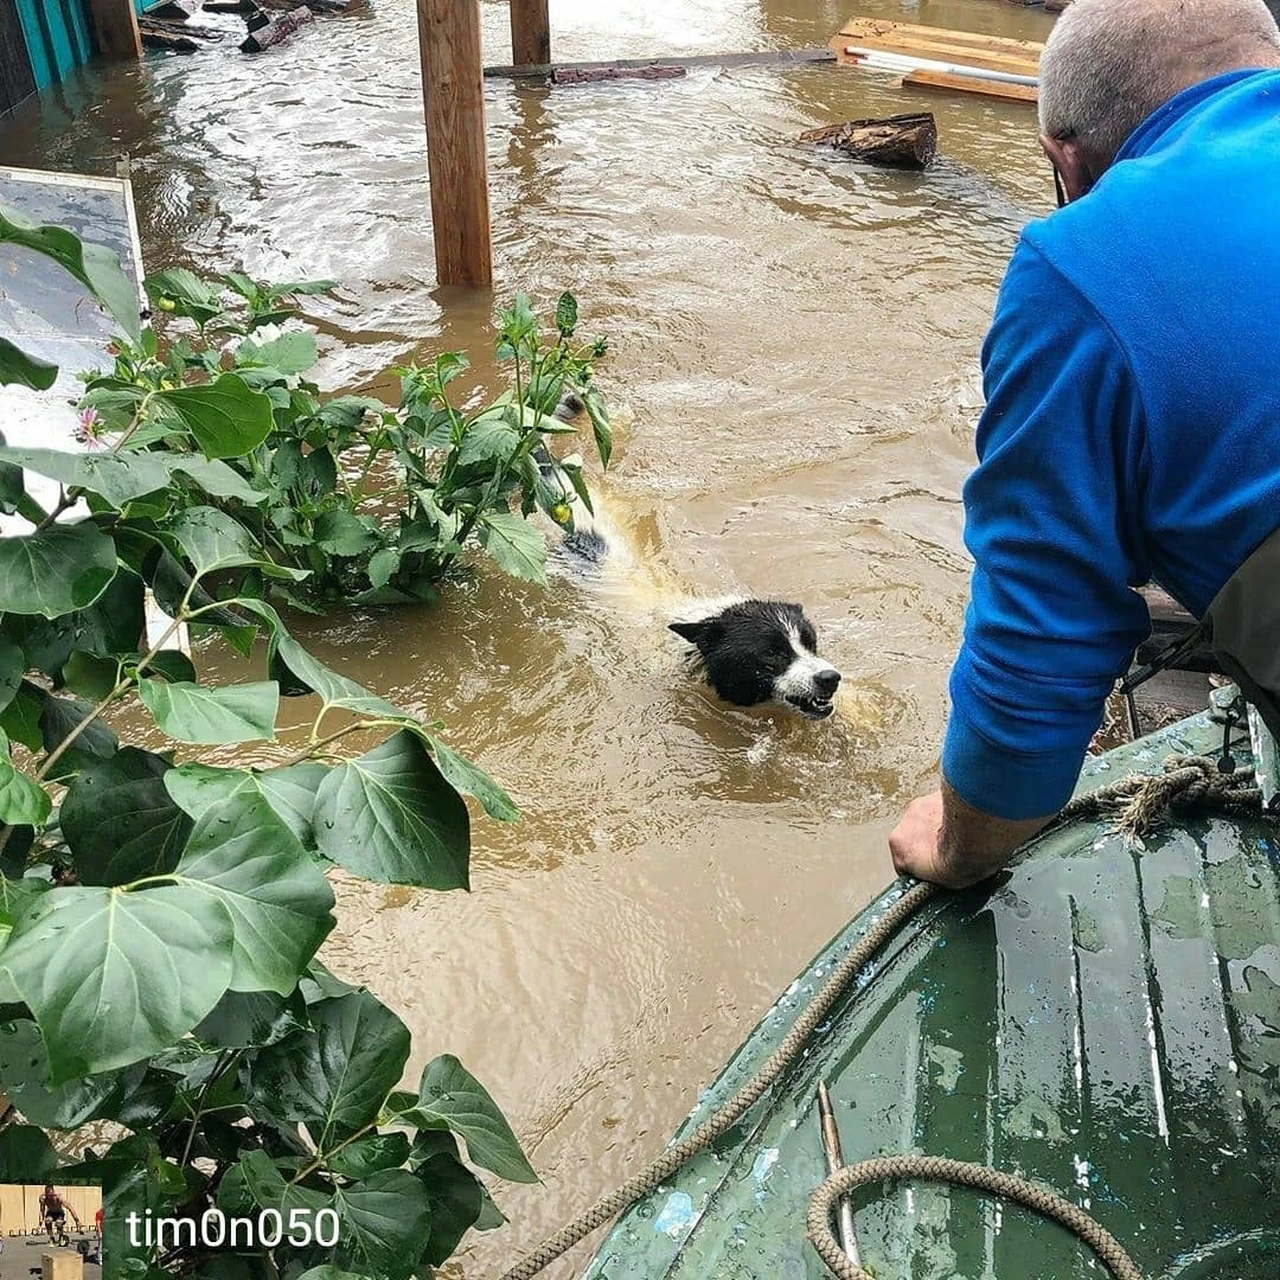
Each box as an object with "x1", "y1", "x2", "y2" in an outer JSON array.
[{"x1": 1041, "y1": 131, "x2": 1095, "y2": 204}]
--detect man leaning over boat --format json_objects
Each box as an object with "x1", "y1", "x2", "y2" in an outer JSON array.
[{"x1": 890, "y1": 0, "x2": 1280, "y2": 888}]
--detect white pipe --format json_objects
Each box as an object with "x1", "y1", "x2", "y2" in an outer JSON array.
[{"x1": 844, "y1": 45, "x2": 1039, "y2": 87}]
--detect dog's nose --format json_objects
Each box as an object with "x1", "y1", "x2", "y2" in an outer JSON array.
[{"x1": 814, "y1": 667, "x2": 841, "y2": 696}]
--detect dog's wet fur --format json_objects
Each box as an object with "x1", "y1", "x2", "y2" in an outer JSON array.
[
  {"x1": 668, "y1": 598, "x2": 841, "y2": 719},
  {"x1": 539, "y1": 394, "x2": 841, "y2": 720}
]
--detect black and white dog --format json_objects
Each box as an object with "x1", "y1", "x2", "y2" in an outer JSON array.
[{"x1": 540, "y1": 397, "x2": 842, "y2": 721}]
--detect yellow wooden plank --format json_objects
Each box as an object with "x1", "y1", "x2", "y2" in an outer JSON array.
[
  {"x1": 838, "y1": 15, "x2": 1043, "y2": 60},
  {"x1": 844, "y1": 33, "x2": 1039, "y2": 75}
]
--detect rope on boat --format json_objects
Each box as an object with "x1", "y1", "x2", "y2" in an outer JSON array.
[
  {"x1": 806, "y1": 1156, "x2": 1145, "y2": 1280},
  {"x1": 500, "y1": 755, "x2": 1265, "y2": 1280}
]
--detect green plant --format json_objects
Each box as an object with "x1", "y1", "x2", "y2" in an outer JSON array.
[
  {"x1": 75, "y1": 267, "x2": 612, "y2": 608},
  {"x1": 0, "y1": 206, "x2": 540, "y2": 1279}
]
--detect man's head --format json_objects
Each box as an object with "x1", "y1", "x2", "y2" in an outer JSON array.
[{"x1": 1039, "y1": 0, "x2": 1280, "y2": 202}]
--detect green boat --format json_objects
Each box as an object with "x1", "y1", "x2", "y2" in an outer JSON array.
[{"x1": 578, "y1": 696, "x2": 1280, "y2": 1279}]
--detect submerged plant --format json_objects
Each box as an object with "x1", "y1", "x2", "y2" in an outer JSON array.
[
  {"x1": 75, "y1": 265, "x2": 613, "y2": 608},
  {"x1": 0, "y1": 206, "x2": 549, "y2": 1278}
]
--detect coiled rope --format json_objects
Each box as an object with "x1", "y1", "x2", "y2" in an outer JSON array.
[{"x1": 501, "y1": 753, "x2": 1262, "y2": 1280}]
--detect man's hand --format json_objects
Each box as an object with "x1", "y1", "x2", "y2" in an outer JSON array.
[{"x1": 889, "y1": 782, "x2": 1055, "y2": 888}]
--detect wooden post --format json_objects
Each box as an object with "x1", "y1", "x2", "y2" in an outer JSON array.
[
  {"x1": 85, "y1": 0, "x2": 143, "y2": 59},
  {"x1": 510, "y1": 0, "x2": 550, "y2": 67},
  {"x1": 418, "y1": 0, "x2": 493, "y2": 288}
]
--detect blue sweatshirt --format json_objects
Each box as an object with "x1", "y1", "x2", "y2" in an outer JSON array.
[{"x1": 943, "y1": 68, "x2": 1280, "y2": 821}]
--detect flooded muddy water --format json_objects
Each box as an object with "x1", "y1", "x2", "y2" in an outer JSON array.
[{"x1": 1, "y1": 0, "x2": 1058, "y2": 1272}]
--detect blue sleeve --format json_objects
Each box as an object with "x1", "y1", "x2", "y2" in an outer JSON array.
[{"x1": 942, "y1": 236, "x2": 1152, "y2": 820}]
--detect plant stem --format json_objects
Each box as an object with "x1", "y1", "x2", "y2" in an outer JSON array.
[
  {"x1": 179, "y1": 1049, "x2": 237, "y2": 1167},
  {"x1": 287, "y1": 1117, "x2": 380, "y2": 1186}
]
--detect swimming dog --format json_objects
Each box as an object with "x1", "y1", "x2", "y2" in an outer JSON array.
[{"x1": 538, "y1": 396, "x2": 842, "y2": 720}]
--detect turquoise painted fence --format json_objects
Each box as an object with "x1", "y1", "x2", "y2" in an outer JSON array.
[{"x1": 14, "y1": 0, "x2": 94, "y2": 91}]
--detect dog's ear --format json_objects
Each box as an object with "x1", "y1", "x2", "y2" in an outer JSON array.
[{"x1": 669, "y1": 619, "x2": 720, "y2": 644}]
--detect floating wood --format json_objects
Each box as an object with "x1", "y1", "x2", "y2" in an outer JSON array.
[
  {"x1": 552, "y1": 64, "x2": 686, "y2": 85},
  {"x1": 204, "y1": 0, "x2": 253, "y2": 10},
  {"x1": 484, "y1": 47, "x2": 836, "y2": 80},
  {"x1": 240, "y1": 3, "x2": 314, "y2": 51},
  {"x1": 902, "y1": 68, "x2": 1037, "y2": 103},
  {"x1": 800, "y1": 111, "x2": 937, "y2": 169},
  {"x1": 834, "y1": 16, "x2": 1042, "y2": 71},
  {"x1": 139, "y1": 16, "x2": 223, "y2": 49}
]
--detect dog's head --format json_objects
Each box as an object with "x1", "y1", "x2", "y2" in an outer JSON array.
[{"x1": 668, "y1": 599, "x2": 841, "y2": 719}]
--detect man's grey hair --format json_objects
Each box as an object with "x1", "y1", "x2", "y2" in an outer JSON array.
[{"x1": 1039, "y1": 0, "x2": 1280, "y2": 171}]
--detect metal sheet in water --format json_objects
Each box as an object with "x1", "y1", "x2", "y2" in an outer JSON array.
[{"x1": 0, "y1": 164, "x2": 145, "y2": 518}]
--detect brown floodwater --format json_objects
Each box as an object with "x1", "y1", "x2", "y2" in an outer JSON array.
[{"x1": 1, "y1": 0, "x2": 1058, "y2": 1273}]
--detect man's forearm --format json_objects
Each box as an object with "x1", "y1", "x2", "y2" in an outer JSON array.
[{"x1": 938, "y1": 778, "x2": 1055, "y2": 885}]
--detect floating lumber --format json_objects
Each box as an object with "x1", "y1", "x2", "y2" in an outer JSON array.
[
  {"x1": 832, "y1": 16, "x2": 1042, "y2": 76},
  {"x1": 484, "y1": 47, "x2": 836, "y2": 80},
  {"x1": 139, "y1": 16, "x2": 223, "y2": 49},
  {"x1": 801, "y1": 111, "x2": 937, "y2": 168},
  {"x1": 241, "y1": 3, "x2": 314, "y2": 51},
  {"x1": 903, "y1": 68, "x2": 1037, "y2": 103},
  {"x1": 204, "y1": 0, "x2": 253, "y2": 10},
  {"x1": 553, "y1": 64, "x2": 686, "y2": 85}
]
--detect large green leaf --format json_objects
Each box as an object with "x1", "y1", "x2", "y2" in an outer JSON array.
[
  {"x1": 0, "y1": 1122, "x2": 57, "y2": 1180},
  {"x1": 0, "y1": 521, "x2": 118, "y2": 617},
  {"x1": 477, "y1": 511, "x2": 547, "y2": 584},
  {"x1": 330, "y1": 1170, "x2": 432, "y2": 1280},
  {"x1": 0, "y1": 336, "x2": 58, "y2": 390},
  {"x1": 583, "y1": 387, "x2": 613, "y2": 469},
  {"x1": 247, "y1": 990, "x2": 409, "y2": 1146},
  {"x1": 429, "y1": 737, "x2": 518, "y2": 822},
  {"x1": 61, "y1": 747, "x2": 193, "y2": 885},
  {"x1": 138, "y1": 678, "x2": 279, "y2": 744},
  {"x1": 457, "y1": 415, "x2": 519, "y2": 468},
  {"x1": 153, "y1": 373, "x2": 274, "y2": 460},
  {"x1": 0, "y1": 1019, "x2": 137, "y2": 1126},
  {"x1": 408, "y1": 1054, "x2": 537, "y2": 1183},
  {"x1": 326, "y1": 1131, "x2": 410, "y2": 1180},
  {"x1": 0, "y1": 447, "x2": 265, "y2": 508},
  {"x1": 0, "y1": 446, "x2": 170, "y2": 507},
  {"x1": 166, "y1": 760, "x2": 328, "y2": 849},
  {"x1": 167, "y1": 505, "x2": 306, "y2": 581},
  {"x1": 415, "y1": 1142, "x2": 486, "y2": 1266},
  {"x1": 39, "y1": 691, "x2": 120, "y2": 761},
  {"x1": 0, "y1": 729, "x2": 49, "y2": 825},
  {"x1": 314, "y1": 508, "x2": 379, "y2": 557},
  {"x1": 0, "y1": 884, "x2": 235, "y2": 1081},
  {"x1": 193, "y1": 986, "x2": 311, "y2": 1051},
  {"x1": 236, "y1": 327, "x2": 318, "y2": 375},
  {"x1": 0, "y1": 205, "x2": 141, "y2": 341},
  {"x1": 173, "y1": 791, "x2": 334, "y2": 994},
  {"x1": 312, "y1": 731, "x2": 470, "y2": 888}
]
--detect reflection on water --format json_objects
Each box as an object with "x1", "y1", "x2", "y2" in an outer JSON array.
[{"x1": 1, "y1": 0, "x2": 1055, "y2": 1271}]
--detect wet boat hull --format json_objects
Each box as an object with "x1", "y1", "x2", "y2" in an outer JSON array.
[{"x1": 583, "y1": 710, "x2": 1280, "y2": 1278}]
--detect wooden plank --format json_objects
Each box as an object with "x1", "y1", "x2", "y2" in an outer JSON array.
[
  {"x1": 902, "y1": 68, "x2": 1037, "y2": 102},
  {"x1": 850, "y1": 37, "x2": 1037, "y2": 75},
  {"x1": 84, "y1": 0, "x2": 142, "y2": 59},
  {"x1": 838, "y1": 16, "x2": 1043, "y2": 61},
  {"x1": 418, "y1": 0, "x2": 492, "y2": 288},
  {"x1": 509, "y1": 0, "x2": 549, "y2": 67},
  {"x1": 485, "y1": 47, "x2": 835, "y2": 79}
]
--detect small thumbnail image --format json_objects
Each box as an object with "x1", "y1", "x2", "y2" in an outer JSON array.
[{"x1": 0, "y1": 1184, "x2": 102, "y2": 1278}]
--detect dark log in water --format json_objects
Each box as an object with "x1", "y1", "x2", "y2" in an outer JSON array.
[
  {"x1": 799, "y1": 112, "x2": 938, "y2": 169},
  {"x1": 552, "y1": 64, "x2": 687, "y2": 85},
  {"x1": 240, "y1": 3, "x2": 314, "y2": 51}
]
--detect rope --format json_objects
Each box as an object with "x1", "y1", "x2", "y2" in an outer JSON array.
[
  {"x1": 806, "y1": 1157, "x2": 1145, "y2": 1280},
  {"x1": 1058, "y1": 754, "x2": 1259, "y2": 837},
  {"x1": 500, "y1": 754, "x2": 1266, "y2": 1280}
]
